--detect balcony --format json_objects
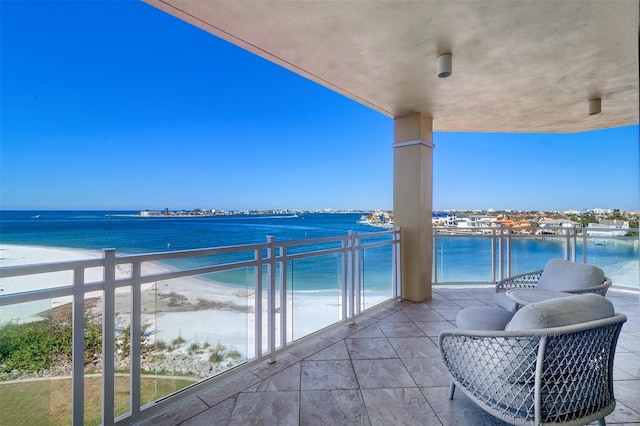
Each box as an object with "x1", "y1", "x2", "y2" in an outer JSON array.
[
  {"x1": 0, "y1": 229, "x2": 400, "y2": 425},
  {"x1": 0, "y1": 228, "x2": 638, "y2": 425},
  {"x1": 135, "y1": 286, "x2": 640, "y2": 425}
]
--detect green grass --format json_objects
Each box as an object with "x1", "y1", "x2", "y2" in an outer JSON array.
[{"x1": 0, "y1": 375, "x2": 196, "y2": 426}]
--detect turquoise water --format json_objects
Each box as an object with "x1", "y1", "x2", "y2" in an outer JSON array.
[
  {"x1": 0, "y1": 210, "x2": 395, "y2": 292},
  {"x1": 1, "y1": 210, "x2": 638, "y2": 289}
]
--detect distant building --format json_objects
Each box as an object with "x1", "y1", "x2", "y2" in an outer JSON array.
[
  {"x1": 459, "y1": 215, "x2": 497, "y2": 228},
  {"x1": 589, "y1": 208, "x2": 613, "y2": 215},
  {"x1": 536, "y1": 218, "x2": 578, "y2": 235},
  {"x1": 586, "y1": 219, "x2": 630, "y2": 237},
  {"x1": 435, "y1": 214, "x2": 497, "y2": 228}
]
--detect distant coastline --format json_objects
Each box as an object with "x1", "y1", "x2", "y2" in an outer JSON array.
[{"x1": 134, "y1": 208, "x2": 372, "y2": 218}]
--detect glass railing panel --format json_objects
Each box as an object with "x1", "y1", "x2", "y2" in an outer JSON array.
[
  {"x1": 248, "y1": 263, "x2": 268, "y2": 359},
  {"x1": 273, "y1": 262, "x2": 284, "y2": 349},
  {"x1": 112, "y1": 286, "x2": 130, "y2": 420},
  {"x1": 360, "y1": 244, "x2": 394, "y2": 310},
  {"x1": 508, "y1": 236, "x2": 567, "y2": 276},
  {"x1": 434, "y1": 236, "x2": 493, "y2": 282},
  {"x1": 0, "y1": 270, "x2": 73, "y2": 294},
  {"x1": 147, "y1": 269, "x2": 250, "y2": 402},
  {"x1": 289, "y1": 253, "x2": 342, "y2": 341},
  {"x1": 0, "y1": 297, "x2": 71, "y2": 426},
  {"x1": 582, "y1": 236, "x2": 639, "y2": 289},
  {"x1": 81, "y1": 290, "x2": 103, "y2": 426},
  {"x1": 142, "y1": 249, "x2": 256, "y2": 277}
]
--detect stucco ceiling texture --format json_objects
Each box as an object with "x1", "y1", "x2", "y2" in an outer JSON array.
[{"x1": 146, "y1": 0, "x2": 639, "y2": 133}]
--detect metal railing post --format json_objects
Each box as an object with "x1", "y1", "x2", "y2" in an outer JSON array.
[
  {"x1": 491, "y1": 229, "x2": 496, "y2": 282},
  {"x1": 266, "y1": 237, "x2": 277, "y2": 364},
  {"x1": 254, "y1": 247, "x2": 263, "y2": 359},
  {"x1": 433, "y1": 230, "x2": 438, "y2": 285},
  {"x1": 102, "y1": 248, "x2": 117, "y2": 426},
  {"x1": 353, "y1": 232, "x2": 361, "y2": 317},
  {"x1": 497, "y1": 227, "x2": 503, "y2": 281},
  {"x1": 505, "y1": 228, "x2": 512, "y2": 277},
  {"x1": 279, "y1": 244, "x2": 287, "y2": 350},
  {"x1": 393, "y1": 227, "x2": 401, "y2": 298},
  {"x1": 341, "y1": 233, "x2": 350, "y2": 321},
  {"x1": 582, "y1": 227, "x2": 588, "y2": 263}
]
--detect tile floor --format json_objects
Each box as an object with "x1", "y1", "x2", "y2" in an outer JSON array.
[{"x1": 135, "y1": 287, "x2": 640, "y2": 425}]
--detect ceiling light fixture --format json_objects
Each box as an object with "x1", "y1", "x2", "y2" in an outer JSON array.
[
  {"x1": 438, "y1": 53, "x2": 452, "y2": 78},
  {"x1": 588, "y1": 98, "x2": 601, "y2": 115}
]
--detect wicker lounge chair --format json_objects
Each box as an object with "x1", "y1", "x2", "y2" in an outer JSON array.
[
  {"x1": 440, "y1": 294, "x2": 626, "y2": 426},
  {"x1": 495, "y1": 259, "x2": 612, "y2": 313}
]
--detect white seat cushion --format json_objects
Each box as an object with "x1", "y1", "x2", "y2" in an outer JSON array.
[{"x1": 456, "y1": 306, "x2": 515, "y2": 330}]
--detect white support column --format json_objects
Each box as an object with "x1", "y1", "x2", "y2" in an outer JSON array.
[{"x1": 393, "y1": 113, "x2": 433, "y2": 302}]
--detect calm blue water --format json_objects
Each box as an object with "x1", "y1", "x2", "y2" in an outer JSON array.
[
  {"x1": 1, "y1": 210, "x2": 638, "y2": 289},
  {"x1": 435, "y1": 234, "x2": 639, "y2": 287}
]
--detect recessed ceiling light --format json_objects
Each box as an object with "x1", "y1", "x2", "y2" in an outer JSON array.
[{"x1": 588, "y1": 98, "x2": 601, "y2": 115}]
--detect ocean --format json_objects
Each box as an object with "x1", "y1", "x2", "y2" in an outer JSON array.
[
  {"x1": 0, "y1": 210, "x2": 638, "y2": 289},
  {"x1": 0, "y1": 210, "x2": 377, "y2": 252}
]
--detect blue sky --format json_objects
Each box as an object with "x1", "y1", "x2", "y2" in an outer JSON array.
[{"x1": 1, "y1": 1, "x2": 638, "y2": 212}]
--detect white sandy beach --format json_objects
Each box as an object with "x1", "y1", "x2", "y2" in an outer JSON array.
[{"x1": 0, "y1": 244, "x2": 372, "y2": 363}]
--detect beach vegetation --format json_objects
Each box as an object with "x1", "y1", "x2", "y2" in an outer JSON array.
[
  {"x1": 156, "y1": 339, "x2": 168, "y2": 351},
  {"x1": 208, "y1": 341, "x2": 242, "y2": 363},
  {"x1": 227, "y1": 348, "x2": 242, "y2": 360},
  {"x1": 0, "y1": 315, "x2": 158, "y2": 376},
  {"x1": 116, "y1": 323, "x2": 154, "y2": 359},
  {"x1": 171, "y1": 335, "x2": 186, "y2": 347},
  {"x1": 188, "y1": 342, "x2": 205, "y2": 355},
  {"x1": 576, "y1": 212, "x2": 598, "y2": 226},
  {"x1": 83, "y1": 316, "x2": 103, "y2": 365},
  {"x1": 209, "y1": 342, "x2": 226, "y2": 363},
  {"x1": 628, "y1": 217, "x2": 639, "y2": 236},
  {"x1": 0, "y1": 313, "x2": 102, "y2": 374}
]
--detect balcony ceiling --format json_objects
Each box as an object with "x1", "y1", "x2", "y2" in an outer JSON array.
[{"x1": 144, "y1": 0, "x2": 639, "y2": 133}]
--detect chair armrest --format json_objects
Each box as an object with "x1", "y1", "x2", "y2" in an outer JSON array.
[
  {"x1": 495, "y1": 270, "x2": 543, "y2": 293},
  {"x1": 563, "y1": 277, "x2": 612, "y2": 296}
]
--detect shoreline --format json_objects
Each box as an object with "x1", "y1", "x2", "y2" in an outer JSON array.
[{"x1": 0, "y1": 243, "x2": 374, "y2": 362}]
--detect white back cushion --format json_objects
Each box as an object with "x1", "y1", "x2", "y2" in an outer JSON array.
[{"x1": 536, "y1": 259, "x2": 605, "y2": 291}]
